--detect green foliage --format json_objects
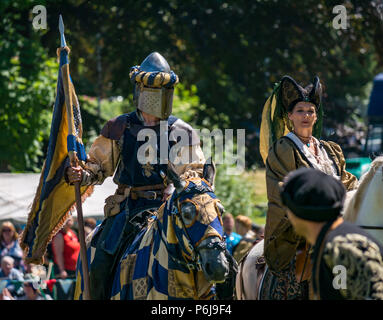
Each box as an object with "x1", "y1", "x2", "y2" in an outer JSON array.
[
  {"x1": 2, "y1": 0, "x2": 383, "y2": 172},
  {"x1": 100, "y1": 97, "x2": 134, "y2": 121},
  {"x1": 0, "y1": 54, "x2": 57, "y2": 171},
  {"x1": 0, "y1": 1, "x2": 56, "y2": 171},
  {"x1": 214, "y1": 164, "x2": 266, "y2": 225},
  {"x1": 76, "y1": 95, "x2": 135, "y2": 150},
  {"x1": 37, "y1": 0, "x2": 383, "y2": 165},
  {"x1": 172, "y1": 83, "x2": 200, "y2": 125}
]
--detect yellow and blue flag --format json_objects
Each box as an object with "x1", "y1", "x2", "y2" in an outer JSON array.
[{"x1": 20, "y1": 47, "x2": 93, "y2": 264}]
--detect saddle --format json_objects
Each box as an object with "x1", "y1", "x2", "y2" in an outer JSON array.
[
  {"x1": 254, "y1": 255, "x2": 267, "y2": 300},
  {"x1": 238, "y1": 240, "x2": 311, "y2": 300}
]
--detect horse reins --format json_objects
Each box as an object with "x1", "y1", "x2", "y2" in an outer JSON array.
[{"x1": 359, "y1": 225, "x2": 383, "y2": 230}]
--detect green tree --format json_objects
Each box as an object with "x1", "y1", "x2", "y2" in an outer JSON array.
[
  {"x1": 0, "y1": 1, "x2": 56, "y2": 171},
  {"x1": 39, "y1": 0, "x2": 383, "y2": 165},
  {"x1": 2, "y1": 0, "x2": 383, "y2": 171}
]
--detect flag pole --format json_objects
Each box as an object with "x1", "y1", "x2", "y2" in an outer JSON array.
[
  {"x1": 73, "y1": 180, "x2": 91, "y2": 300},
  {"x1": 59, "y1": 15, "x2": 91, "y2": 300}
]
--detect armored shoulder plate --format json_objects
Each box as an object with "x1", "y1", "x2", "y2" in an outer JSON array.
[
  {"x1": 101, "y1": 114, "x2": 130, "y2": 141},
  {"x1": 169, "y1": 118, "x2": 200, "y2": 146}
]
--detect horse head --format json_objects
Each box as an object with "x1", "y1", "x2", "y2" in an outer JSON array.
[{"x1": 165, "y1": 160, "x2": 230, "y2": 285}]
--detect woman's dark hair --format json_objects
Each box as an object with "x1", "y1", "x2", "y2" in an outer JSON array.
[{"x1": 288, "y1": 101, "x2": 318, "y2": 114}]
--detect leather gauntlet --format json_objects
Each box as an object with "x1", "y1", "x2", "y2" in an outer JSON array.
[{"x1": 103, "y1": 188, "x2": 130, "y2": 218}]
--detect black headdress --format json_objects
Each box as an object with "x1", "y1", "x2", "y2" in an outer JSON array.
[{"x1": 259, "y1": 75, "x2": 324, "y2": 163}]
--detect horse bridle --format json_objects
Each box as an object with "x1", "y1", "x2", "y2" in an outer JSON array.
[
  {"x1": 155, "y1": 215, "x2": 203, "y2": 271},
  {"x1": 156, "y1": 185, "x2": 226, "y2": 272},
  {"x1": 173, "y1": 195, "x2": 226, "y2": 270}
]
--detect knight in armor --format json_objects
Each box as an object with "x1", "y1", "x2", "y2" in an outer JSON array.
[{"x1": 66, "y1": 52, "x2": 205, "y2": 299}]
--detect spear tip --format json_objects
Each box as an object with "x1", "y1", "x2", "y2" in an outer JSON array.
[
  {"x1": 59, "y1": 14, "x2": 64, "y2": 33},
  {"x1": 58, "y1": 15, "x2": 66, "y2": 48}
]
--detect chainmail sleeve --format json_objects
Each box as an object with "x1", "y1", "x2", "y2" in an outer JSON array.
[{"x1": 323, "y1": 233, "x2": 383, "y2": 300}]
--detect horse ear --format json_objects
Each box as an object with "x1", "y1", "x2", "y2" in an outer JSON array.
[
  {"x1": 167, "y1": 162, "x2": 186, "y2": 193},
  {"x1": 203, "y1": 158, "x2": 216, "y2": 189}
]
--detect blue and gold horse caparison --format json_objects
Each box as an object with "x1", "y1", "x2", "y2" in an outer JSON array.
[{"x1": 75, "y1": 163, "x2": 231, "y2": 300}]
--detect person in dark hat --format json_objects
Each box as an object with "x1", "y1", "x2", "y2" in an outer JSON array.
[
  {"x1": 259, "y1": 75, "x2": 358, "y2": 299},
  {"x1": 66, "y1": 52, "x2": 206, "y2": 299},
  {"x1": 280, "y1": 167, "x2": 383, "y2": 300}
]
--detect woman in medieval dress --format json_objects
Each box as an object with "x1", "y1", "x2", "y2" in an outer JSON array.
[{"x1": 259, "y1": 75, "x2": 358, "y2": 299}]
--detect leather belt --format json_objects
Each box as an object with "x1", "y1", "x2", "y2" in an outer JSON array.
[
  {"x1": 129, "y1": 184, "x2": 165, "y2": 200},
  {"x1": 130, "y1": 190, "x2": 163, "y2": 200}
]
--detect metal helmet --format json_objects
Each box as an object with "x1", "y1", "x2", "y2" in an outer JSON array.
[{"x1": 130, "y1": 52, "x2": 179, "y2": 120}]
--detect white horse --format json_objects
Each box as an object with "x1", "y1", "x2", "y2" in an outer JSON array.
[
  {"x1": 236, "y1": 156, "x2": 383, "y2": 300},
  {"x1": 235, "y1": 239, "x2": 264, "y2": 300},
  {"x1": 343, "y1": 156, "x2": 383, "y2": 244}
]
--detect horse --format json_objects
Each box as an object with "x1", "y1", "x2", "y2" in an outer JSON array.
[
  {"x1": 343, "y1": 156, "x2": 383, "y2": 244},
  {"x1": 236, "y1": 156, "x2": 383, "y2": 300},
  {"x1": 75, "y1": 162, "x2": 234, "y2": 300}
]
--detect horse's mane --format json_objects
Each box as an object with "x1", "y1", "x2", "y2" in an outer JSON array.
[{"x1": 343, "y1": 156, "x2": 383, "y2": 222}]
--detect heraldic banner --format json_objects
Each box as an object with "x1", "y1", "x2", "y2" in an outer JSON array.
[{"x1": 20, "y1": 46, "x2": 93, "y2": 264}]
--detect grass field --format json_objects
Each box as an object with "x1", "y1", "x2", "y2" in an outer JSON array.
[
  {"x1": 245, "y1": 168, "x2": 267, "y2": 225},
  {"x1": 214, "y1": 166, "x2": 268, "y2": 227}
]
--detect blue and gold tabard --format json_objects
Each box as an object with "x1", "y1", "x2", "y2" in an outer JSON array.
[{"x1": 113, "y1": 111, "x2": 178, "y2": 187}]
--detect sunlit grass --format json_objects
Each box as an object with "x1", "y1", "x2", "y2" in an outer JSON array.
[
  {"x1": 215, "y1": 166, "x2": 267, "y2": 227},
  {"x1": 245, "y1": 168, "x2": 267, "y2": 225}
]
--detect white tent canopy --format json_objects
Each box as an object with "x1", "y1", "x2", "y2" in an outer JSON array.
[{"x1": 0, "y1": 173, "x2": 117, "y2": 224}]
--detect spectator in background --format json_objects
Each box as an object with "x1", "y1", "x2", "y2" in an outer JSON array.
[
  {"x1": 84, "y1": 226, "x2": 92, "y2": 239},
  {"x1": 233, "y1": 215, "x2": 257, "y2": 262},
  {"x1": 24, "y1": 263, "x2": 47, "y2": 280},
  {"x1": 84, "y1": 218, "x2": 97, "y2": 230},
  {"x1": 84, "y1": 217, "x2": 97, "y2": 239},
  {"x1": 51, "y1": 216, "x2": 80, "y2": 279},
  {"x1": 222, "y1": 213, "x2": 242, "y2": 255},
  {"x1": 0, "y1": 221, "x2": 24, "y2": 271},
  {"x1": 0, "y1": 255, "x2": 24, "y2": 296},
  {"x1": 1, "y1": 274, "x2": 52, "y2": 300},
  {"x1": 251, "y1": 223, "x2": 265, "y2": 241},
  {"x1": 235, "y1": 215, "x2": 256, "y2": 239}
]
